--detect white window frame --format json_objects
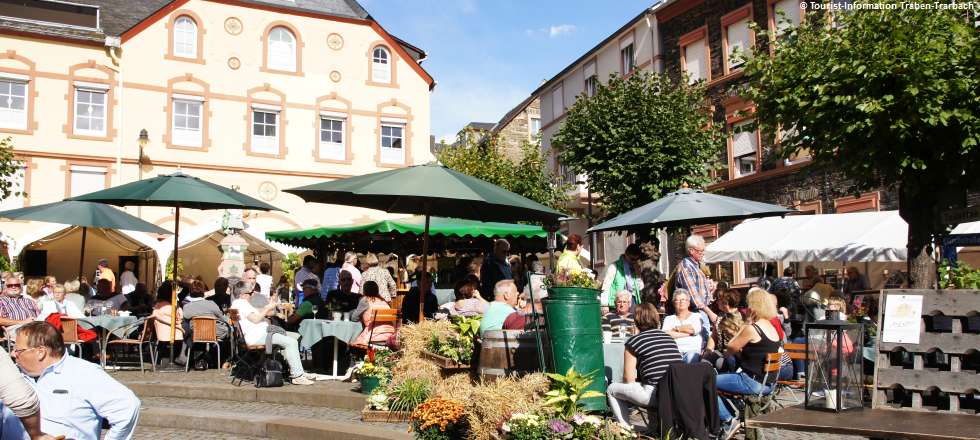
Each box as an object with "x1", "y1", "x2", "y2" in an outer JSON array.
[
  {"x1": 0, "y1": 161, "x2": 26, "y2": 210},
  {"x1": 620, "y1": 44, "x2": 635, "y2": 75},
  {"x1": 172, "y1": 96, "x2": 203, "y2": 147},
  {"x1": 731, "y1": 120, "x2": 759, "y2": 178},
  {"x1": 583, "y1": 61, "x2": 598, "y2": 97},
  {"x1": 268, "y1": 27, "x2": 296, "y2": 72},
  {"x1": 73, "y1": 86, "x2": 108, "y2": 136},
  {"x1": 380, "y1": 121, "x2": 405, "y2": 165},
  {"x1": 69, "y1": 165, "x2": 106, "y2": 198},
  {"x1": 173, "y1": 16, "x2": 197, "y2": 58},
  {"x1": 0, "y1": 76, "x2": 28, "y2": 130},
  {"x1": 372, "y1": 47, "x2": 391, "y2": 83},
  {"x1": 772, "y1": 0, "x2": 802, "y2": 36},
  {"x1": 251, "y1": 108, "x2": 279, "y2": 155},
  {"x1": 319, "y1": 114, "x2": 346, "y2": 161},
  {"x1": 529, "y1": 117, "x2": 541, "y2": 135}
]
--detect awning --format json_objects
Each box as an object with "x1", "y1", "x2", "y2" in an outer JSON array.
[
  {"x1": 266, "y1": 216, "x2": 548, "y2": 247},
  {"x1": 705, "y1": 211, "x2": 909, "y2": 263},
  {"x1": 154, "y1": 219, "x2": 304, "y2": 276}
]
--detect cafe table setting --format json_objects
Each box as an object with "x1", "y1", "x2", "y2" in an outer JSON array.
[
  {"x1": 298, "y1": 312, "x2": 363, "y2": 379},
  {"x1": 79, "y1": 309, "x2": 139, "y2": 369}
]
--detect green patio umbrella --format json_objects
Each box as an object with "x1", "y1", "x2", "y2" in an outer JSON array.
[
  {"x1": 69, "y1": 172, "x2": 284, "y2": 364},
  {"x1": 588, "y1": 186, "x2": 795, "y2": 233},
  {"x1": 285, "y1": 162, "x2": 564, "y2": 322},
  {"x1": 267, "y1": 215, "x2": 548, "y2": 244},
  {"x1": 0, "y1": 200, "x2": 170, "y2": 280}
]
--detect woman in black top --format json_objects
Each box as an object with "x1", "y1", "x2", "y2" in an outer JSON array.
[
  {"x1": 715, "y1": 288, "x2": 781, "y2": 439},
  {"x1": 606, "y1": 303, "x2": 682, "y2": 426}
]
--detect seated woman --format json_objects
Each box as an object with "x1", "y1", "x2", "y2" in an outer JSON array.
[
  {"x1": 661, "y1": 289, "x2": 703, "y2": 363},
  {"x1": 351, "y1": 281, "x2": 395, "y2": 347},
  {"x1": 125, "y1": 283, "x2": 155, "y2": 318},
  {"x1": 452, "y1": 276, "x2": 488, "y2": 317},
  {"x1": 716, "y1": 288, "x2": 782, "y2": 440},
  {"x1": 607, "y1": 303, "x2": 682, "y2": 426},
  {"x1": 36, "y1": 284, "x2": 84, "y2": 320},
  {"x1": 230, "y1": 281, "x2": 326, "y2": 385}
]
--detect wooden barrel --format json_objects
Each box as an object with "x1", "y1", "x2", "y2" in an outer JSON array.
[{"x1": 478, "y1": 330, "x2": 551, "y2": 381}]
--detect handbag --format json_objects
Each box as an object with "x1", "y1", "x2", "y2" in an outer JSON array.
[{"x1": 254, "y1": 358, "x2": 284, "y2": 388}]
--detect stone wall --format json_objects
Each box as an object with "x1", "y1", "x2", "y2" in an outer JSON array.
[{"x1": 495, "y1": 98, "x2": 541, "y2": 161}]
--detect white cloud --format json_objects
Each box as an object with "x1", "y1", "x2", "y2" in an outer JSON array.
[{"x1": 548, "y1": 24, "x2": 576, "y2": 37}]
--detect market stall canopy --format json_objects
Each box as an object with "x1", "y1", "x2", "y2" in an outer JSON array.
[
  {"x1": 705, "y1": 211, "x2": 908, "y2": 263},
  {"x1": 267, "y1": 216, "x2": 547, "y2": 244},
  {"x1": 589, "y1": 187, "x2": 794, "y2": 232},
  {"x1": 0, "y1": 201, "x2": 170, "y2": 234},
  {"x1": 153, "y1": 219, "x2": 303, "y2": 277}
]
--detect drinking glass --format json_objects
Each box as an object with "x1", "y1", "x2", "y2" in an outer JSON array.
[{"x1": 312, "y1": 304, "x2": 319, "y2": 320}]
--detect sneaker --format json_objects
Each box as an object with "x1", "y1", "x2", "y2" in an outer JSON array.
[
  {"x1": 304, "y1": 373, "x2": 330, "y2": 381},
  {"x1": 290, "y1": 376, "x2": 314, "y2": 385},
  {"x1": 720, "y1": 419, "x2": 740, "y2": 440}
]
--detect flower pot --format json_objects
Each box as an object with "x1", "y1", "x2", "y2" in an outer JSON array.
[
  {"x1": 546, "y1": 286, "x2": 600, "y2": 300},
  {"x1": 360, "y1": 376, "x2": 382, "y2": 394}
]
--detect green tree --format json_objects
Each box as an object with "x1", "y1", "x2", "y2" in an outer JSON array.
[
  {"x1": 552, "y1": 72, "x2": 723, "y2": 217},
  {"x1": 742, "y1": 6, "x2": 980, "y2": 288},
  {"x1": 0, "y1": 137, "x2": 24, "y2": 202},
  {"x1": 437, "y1": 128, "x2": 569, "y2": 212}
]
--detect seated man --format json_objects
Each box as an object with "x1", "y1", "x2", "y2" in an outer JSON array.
[
  {"x1": 602, "y1": 291, "x2": 637, "y2": 336},
  {"x1": 401, "y1": 272, "x2": 439, "y2": 324},
  {"x1": 0, "y1": 276, "x2": 40, "y2": 338},
  {"x1": 607, "y1": 303, "x2": 682, "y2": 426},
  {"x1": 325, "y1": 270, "x2": 360, "y2": 312},
  {"x1": 286, "y1": 279, "x2": 326, "y2": 326},
  {"x1": 479, "y1": 280, "x2": 519, "y2": 334},
  {"x1": 12, "y1": 322, "x2": 140, "y2": 440},
  {"x1": 230, "y1": 281, "x2": 326, "y2": 385},
  {"x1": 36, "y1": 284, "x2": 84, "y2": 321},
  {"x1": 181, "y1": 283, "x2": 231, "y2": 364}
]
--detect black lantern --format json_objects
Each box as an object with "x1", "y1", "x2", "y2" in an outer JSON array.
[{"x1": 804, "y1": 320, "x2": 864, "y2": 412}]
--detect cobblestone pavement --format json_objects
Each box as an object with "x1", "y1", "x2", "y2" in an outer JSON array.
[{"x1": 102, "y1": 427, "x2": 267, "y2": 439}]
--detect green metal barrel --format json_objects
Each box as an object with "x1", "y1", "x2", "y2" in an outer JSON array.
[{"x1": 544, "y1": 287, "x2": 607, "y2": 412}]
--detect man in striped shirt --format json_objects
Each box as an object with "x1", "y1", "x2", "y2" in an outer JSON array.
[
  {"x1": 607, "y1": 303, "x2": 682, "y2": 426},
  {"x1": 0, "y1": 276, "x2": 40, "y2": 331}
]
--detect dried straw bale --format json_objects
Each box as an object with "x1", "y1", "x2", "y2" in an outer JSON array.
[
  {"x1": 431, "y1": 373, "x2": 474, "y2": 402},
  {"x1": 390, "y1": 353, "x2": 441, "y2": 386},
  {"x1": 398, "y1": 319, "x2": 455, "y2": 356},
  {"x1": 465, "y1": 373, "x2": 549, "y2": 440}
]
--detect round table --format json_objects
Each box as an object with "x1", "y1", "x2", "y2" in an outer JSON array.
[
  {"x1": 79, "y1": 315, "x2": 140, "y2": 368},
  {"x1": 297, "y1": 319, "x2": 363, "y2": 379}
]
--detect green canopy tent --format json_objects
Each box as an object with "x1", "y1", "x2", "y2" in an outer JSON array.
[
  {"x1": 265, "y1": 216, "x2": 551, "y2": 253},
  {"x1": 0, "y1": 200, "x2": 171, "y2": 280},
  {"x1": 69, "y1": 172, "x2": 284, "y2": 365}
]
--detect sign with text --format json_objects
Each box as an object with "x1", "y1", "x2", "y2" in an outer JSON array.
[{"x1": 881, "y1": 294, "x2": 923, "y2": 344}]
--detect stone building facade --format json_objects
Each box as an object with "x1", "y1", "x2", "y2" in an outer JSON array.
[
  {"x1": 489, "y1": 96, "x2": 541, "y2": 161},
  {"x1": 655, "y1": 0, "x2": 898, "y2": 285}
]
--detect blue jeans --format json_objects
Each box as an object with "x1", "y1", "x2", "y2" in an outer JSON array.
[
  {"x1": 271, "y1": 332, "x2": 305, "y2": 378},
  {"x1": 681, "y1": 351, "x2": 701, "y2": 363},
  {"x1": 716, "y1": 372, "x2": 772, "y2": 422},
  {"x1": 790, "y1": 336, "x2": 807, "y2": 378}
]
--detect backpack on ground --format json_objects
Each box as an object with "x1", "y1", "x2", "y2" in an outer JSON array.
[{"x1": 254, "y1": 358, "x2": 284, "y2": 388}]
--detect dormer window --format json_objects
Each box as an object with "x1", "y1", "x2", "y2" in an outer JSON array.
[
  {"x1": 173, "y1": 16, "x2": 197, "y2": 58},
  {"x1": 372, "y1": 47, "x2": 391, "y2": 83},
  {"x1": 268, "y1": 27, "x2": 297, "y2": 72}
]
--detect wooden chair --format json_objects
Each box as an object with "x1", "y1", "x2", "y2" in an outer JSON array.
[
  {"x1": 717, "y1": 353, "x2": 782, "y2": 439},
  {"x1": 59, "y1": 317, "x2": 83, "y2": 356},
  {"x1": 350, "y1": 309, "x2": 401, "y2": 351},
  {"x1": 774, "y1": 342, "x2": 808, "y2": 404},
  {"x1": 106, "y1": 318, "x2": 157, "y2": 374},
  {"x1": 185, "y1": 316, "x2": 221, "y2": 372},
  {"x1": 227, "y1": 309, "x2": 281, "y2": 385},
  {"x1": 390, "y1": 294, "x2": 405, "y2": 311}
]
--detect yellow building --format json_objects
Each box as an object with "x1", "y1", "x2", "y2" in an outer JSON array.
[{"x1": 0, "y1": 0, "x2": 433, "y2": 284}]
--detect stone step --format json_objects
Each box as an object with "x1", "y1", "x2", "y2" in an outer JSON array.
[
  {"x1": 139, "y1": 405, "x2": 412, "y2": 440},
  {"x1": 125, "y1": 379, "x2": 366, "y2": 410}
]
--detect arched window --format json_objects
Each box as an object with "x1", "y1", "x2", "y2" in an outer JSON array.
[
  {"x1": 173, "y1": 16, "x2": 197, "y2": 58},
  {"x1": 268, "y1": 27, "x2": 296, "y2": 72},
  {"x1": 372, "y1": 46, "x2": 390, "y2": 83}
]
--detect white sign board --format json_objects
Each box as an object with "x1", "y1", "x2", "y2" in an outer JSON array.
[{"x1": 881, "y1": 294, "x2": 923, "y2": 344}]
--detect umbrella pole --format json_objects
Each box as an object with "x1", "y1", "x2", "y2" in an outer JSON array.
[
  {"x1": 170, "y1": 207, "x2": 180, "y2": 364},
  {"x1": 78, "y1": 226, "x2": 87, "y2": 281},
  {"x1": 419, "y1": 205, "x2": 431, "y2": 322}
]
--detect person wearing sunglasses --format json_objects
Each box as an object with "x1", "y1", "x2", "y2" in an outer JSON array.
[{"x1": 0, "y1": 276, "x2": 40, "y2": 338}]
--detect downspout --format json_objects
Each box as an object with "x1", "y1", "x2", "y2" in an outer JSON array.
[
  {"x1": 649, "y1": 14, "x2": 664, "y2": 74},
  {"x1": 105, "y1": 37, "x2": 123, "y2": 186}
]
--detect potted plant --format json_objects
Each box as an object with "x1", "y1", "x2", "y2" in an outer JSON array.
[
  {"x1": 362, "y1": 377, "x2": 431, "y2": 422},
  {"x1": 409, "y1": 398, "x2": 467, "y2": 440},
  {"x1": 545, "y1": 269, "x2": 600, "y2": 299},
  {"x1": 357, "y1": 348, "x2": 394, "y2": 394},
  {"x1": 421, "y1": 316, "x2": 479, "y2": 371}
]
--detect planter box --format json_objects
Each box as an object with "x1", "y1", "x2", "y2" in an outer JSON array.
[
  {"x1": 361, "y1": 409, "x2": 412, "y2": 422},
  {"x1": 420, "y1": 350, "x2": 470, "y2": 370}
]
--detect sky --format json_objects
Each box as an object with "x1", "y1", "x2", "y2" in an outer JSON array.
[{"x1": 360, "y1": 0, "x2": 656, "y2": 143}]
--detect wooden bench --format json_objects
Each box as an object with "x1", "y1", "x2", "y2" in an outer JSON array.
[{"x1": 746, "y1": 406, "x2": 980, "y2": 440}]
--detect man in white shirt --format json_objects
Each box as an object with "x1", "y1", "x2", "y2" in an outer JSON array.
[
  {"x1": 230, "y1": 281, "x2": 324, "y2": 385},
  {"x1": 256, "y1": 262, "x2": 273, "y2": 298},
  {"x1": 36, "y1": 285, "x2": 83, "y2": 321},
  {"x1": 118, "y1": 262, "x2": 137, "y2": 296},
  {"x1": 12, "y1": 322, "x2": 139, "y2": 440}
]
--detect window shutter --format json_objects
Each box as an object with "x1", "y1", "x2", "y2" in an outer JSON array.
[
  {"x1": 684, "y1": 39, "x2": 706, "y2": 82},
  {"x1": 727, "y1": 19, "x2": 751, "y2": 64},
  {"x1": 731, "y1": 122, "x2": 758, "y2": 157}
]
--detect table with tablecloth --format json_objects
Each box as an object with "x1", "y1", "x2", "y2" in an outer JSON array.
[
  {"x1": 297, "y1": 319, "x2": 363, "y2": 379},
  {"x1": 79, "y1": 315, "x2": 140, "y2": 368},
  {"x1": 435, "y1": 288, "x2": 455, "y2": 306},
  {"x1": 603, "y1": 342, "x2": 626, "y2": 384}
]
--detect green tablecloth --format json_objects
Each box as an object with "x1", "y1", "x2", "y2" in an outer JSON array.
[
  {"x1": 604, "y1": 342, "x2": 626, "y2": 384},
  {"x1": 435, "y1": 289, "x2": 455, "y2": 306},
  {"x1": 80, "y1": 315, "x2": 139, "y2": 338},
  {"x1": 297, "y1": 319, "x2": 362, "y2": 350}
]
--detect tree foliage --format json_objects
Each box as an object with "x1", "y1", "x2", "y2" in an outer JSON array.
[
  {"x1": 0, "y1": 137, "x2": 22, "y2": 202},
  {"x1": 552, "y1": 71, "x2": 722, "y2": 217},
  {"x1": 742, "y1": 6, "x2": 980, "y2": 287},
  {"x1": 437, "y1": 129, "x2": 569, "y2": 212}
]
